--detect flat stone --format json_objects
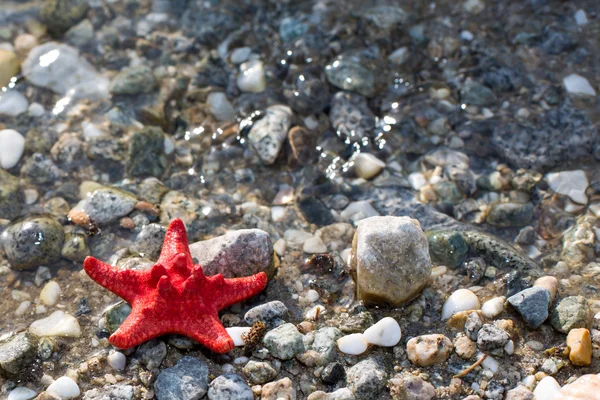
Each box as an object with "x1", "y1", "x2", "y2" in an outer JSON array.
[{"x1": 507, "y1": 287, "x2": 551, "y2": 329}]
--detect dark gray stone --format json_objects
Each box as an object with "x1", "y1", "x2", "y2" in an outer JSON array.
[
  {"x1": 41, "y1": 0, "x2": 89, "y2": 36},
  {"x1": 321, "y1": 362, "x2": 345, "y2": 384},
  {"x1": 110, "y1": 66, "x2": 157, "y2": 95},
  {"x1": 136, "y1": 340, "x2": 167, "y2": 370},
  {"x1": 426, "y1": 230, "x2": 468, "y2": 268},
  {"x1": 461, "y1": 80, "x2": 496, "y2": 107},
  {"x1": 245, "y1": 301, "x2": 288, "y2": 328},
  {"x1": 0, "y1": 169, "x2": 22, "y2": 220},
  {"x1": 154, "y1": 356, "x2": 209, "y2": 400},
  {"x1": 83, "y1": 187, "x2": 137, "y2": 224},
  {"x1": 130, "y1": 223, "x2": 166, "y2": 259},
  {"x1": 477, "y1": 324, "x2": 510, "y2": 352},
  {"x1": 486, "y1": 203, "x2": 534, "y2": 228},
  {"x1": 126, "y1": 127, "x2": 167, "y2": 178},
  {"x1": 507, "y1": 287, "x2": 551, "y2": 329}
]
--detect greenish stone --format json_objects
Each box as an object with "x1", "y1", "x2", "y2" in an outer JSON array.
[
  {"x1": 426, "y1": 230, "x2": 468, "y2": 268},
  {"x1": 339, "y1": 311, "x2": 375, "y2": 334},
  {"x1": 61, "y1": 232, "x2": 89, "y2": 262},
  {"x1": 486, "y1": 202, "x2": 534, "y2": 228},
  {"x1": 263, "y1": 323, "x2": 305, "y2": 360},
  {"x1": 0, "y1": 169, "x2": 22, "y2": 221},
  {"x1": 461, "y1": 80, "x2": 497, "y2": 107},
  {"x1": 0, "y1": 332, "x2": 38, "y2": 377},
  {"x1": 139, "y1": 177, "x2": 168, "y2": 204},
  {"x1": 550, "y1": 296, "x2": 591, "y2": 334},
  {"x1": 462, "y1": 230, "x2": 539, "y2": 272},
  {"x1": 324, "y1": 56, "x2": 375, "y2": 97},
  {"x1": 37, "y1": 337, "x2": 55, "y2": 360},
  {"x1": 104, "y1": 301, "x2": 132, "y2": 333},
  {"x1": 126, "y1": 127, "x2": 167, "y2": 178},
  {"x1": 41, "y1": 0, "x2": 89, "y2": 36},
  {"x1": 110, "y1": 66, "x2": 157, "y2": 95},
  {"x1": 433, "y1": 181, "x2": 463, "y2": 204}
]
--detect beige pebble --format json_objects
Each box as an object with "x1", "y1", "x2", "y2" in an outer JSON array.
[
  {"x1": 534, "y1": 276, "x2": 558, "y2": 302},
  {"x1": 447, "y1": 310, "x2": 484, "y2": 330},
  {"x1": 406, "y1": 334, "x2": 453, "y2": 367},
  {"x1": 454, "y1": 333, "x2": 477, "y2": 360},
  {"x1": 567, "y1": 328, "x2": 592, "y2": 366}
]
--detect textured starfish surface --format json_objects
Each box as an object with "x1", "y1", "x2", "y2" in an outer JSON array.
[{"x1": 83, "y1": 218, "x2": 268, "y2": 353}]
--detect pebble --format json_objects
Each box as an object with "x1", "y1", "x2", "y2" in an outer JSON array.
[
  {"x1": 346, "y1": 358, "x2": 387, "y2": 400},
  {"x1": 534, "y1": 276, "x2": 558, "y2": 302},
  {"x1": 325, "y1": 56, "x2": 375, "y2": 97},
  {"x1": 46, "y1": 376, "x2": 80, "y2": 399},
  {"x1": 388, "y1": 374, "x2": 435, "y2": 400},
  {"x1": 340, "y1": 201, "x2": 380, "y2": 221},
  {"x1": 126, "y1": 127, "x2": 167, "y2": 178},
  {"x1": 408, "y1": 172, "x2": 428, "y2": 190},
  {"x1": 406, "y1": 334, "x2": 453, "y2": 366},
  {"x1": 486, "y1": 202, "x2": 534, "y2": 227},
  {"x1": 82, "y1": 384, "x2": 134, "y2": 400},
  {"x1": 303, "y1": 236, "x2": 328, "y2": 254},
  {"x1": 8, "y1": 387, "x2": 37, "y2": 400},
  {"x1": 321, "y1": 362, "x2": 346, "y2": 385},
  {"x1": 454, "y1": 334, "x2": 477, "y2": 359},
  {"x1": 0, "y1": 129, "x2": 25, "y2": 169},
  {"x1": 550, "y1": 296, "x2": 591, "y2": 334},
  {"x1": 306, "y1": 289, "x2": 319, "y2": 302},
  {"x1": 109, "y1": 65, "x2": 157, "y2": 95},
  {"x1": 29, "y1": 310, "x2": 82, "y2": 338},
  {"x1": 566, "y1": 328, "x2": 592, "y2": 366},
  {"x1": 0, "y1": 49, "x2": 20, "y2": 87},
  {"x1": 557, "y1": 374, "x2": 600, "y2": 399},
  {"x1": 207, "y1": 92, "x2": 236, "y2": 122},
  {"x1": 0, "y1": 332, "x2": 38, "y2": 377},
  {"x1": 22, "y1": 43, "x2": 109, "y2": 100},
  {"x1": 261, "y1": 377, "x2": 296, "y2": 400},
  {"x1": 302, "y1": 327, "x2": 341, "y2": 366},
  {"x1": 353, "y1": 153, "x2": 385, "y2": 180},
  {"x1": 237, "y1": 59, "x2": 266, "y2": 93},
  {"x1": 507, "y1": 287, "x2": 551, "y2": 329},
  {"x1": 574, "y1": 9, "x2": 588, "y2": 25},
  {"x1": 230, "y1": 47, "x2": 251, "y2": 64},
  {"x1": 263, "y1": 323, "x2": 305, "y2": 360},
  {"x1": 39, "y1": 281, "x2": 61, "y2": 306},
  {"x1": 481, "y1": 297, "x2": 505, "y2": 318},
  {"x1": 329, "y1": 91, "x2": 375, "y2": 142},
  {"x1": 426, "y1": 230, "x2": 468, "y2": 268},
  {"x1": 352, "y1": 216, "x2": 431, "y2": 306},
  {"x1": 247, "y1": 105, "x2": 293, "y2": 165},
  {"x1": 107, "y1": 351, "x2": 126, "y2": 371},
  {"x1": 441, "y1": 289, "x2": 481, "y2": 320},
  {"x1": 245, "y1": 301, "x2": 288, "y2": 328},
  {"x1": 336, "y1": 333, "x2": 368, "y2": 355},
  {"x1": 2, "y1": 216, "x2": 65, "y2": 270},
  {"x1": 242, "y1": 360, "x2": 277, "y2": 385},
  {"x1": 83, "y1": 187, "x2": 137, "y2": 224},
  {"x1": 545, "y1": 170, "x2": 589, "y2": 203},
  {"x1": 465, "y1": 312, "x2": 483, "y2": 341},
  {"x1": 154, "y1": 356, "x2": 208, "y2": 400},
  {"x1": 363, "y1": 317, "x2": 401, "y2": 347},
  {"x1": 226, "y1": 327, "x2": 251, "y2": 346},
  {"x1": 533, "y1": 376, "x2": 561, "y2": 399},
  {"x1": 129, "y1": 223, "x2": 166, "y2": 259},
  {"x1": 563, "y1": 74, "x2": 596, "y2": 97},
  {"x1": 307, "y1": 388, "x2": 355, "y2": 400},
  {"x1": 41, "y1": 0, "x2": 89, "y2": 35},
  {"x1": 209, "y1": 373, "x2": 253, "y2": 400},
  {"x1": 0, "y1": 90, "x2": 29, "y2": 117},
  {"x1": 477, "y1": 324, "x2": 509, "y2": 352}
]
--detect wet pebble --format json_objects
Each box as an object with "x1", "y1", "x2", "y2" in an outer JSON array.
[
  {"x1": 154, "y1": 356, "x2": 208, "y2": 400},
  {"x1": 109, "y1": 65, "x2": 157, "y2": 95},
  {"x1": 247, "y1": 105, "x2": 293, "y2": 165},
  {"x1": 325, "y1": 56, "x2": 375, "y2": 97},
  {"x1": 126, "y1": 127, "x2": 167, "y2": 178},
  {"x1": 207, "y1": 92, "x2": 235, "y2": 122},
  {"x1": 486, "y1": 202, "x2": 534, "y2": 227},
  {"x1": 2, "y1": 216, "x2": 65, "y2": 270},
  {"x1": 83, "y1": 187, "x2": 137, "y2": 224},
  {"x1": 0, "y1": 169, "x2": 22, "y2": 220},
  {"x1": 39, "y1": 281, "x2": 61, "y2": 306},
  {"x1": 353, "y1": 153, "x2": 385, "y2": 180},
  {"x1": 0, "y1": 91, "x2": 29, "y2": 117},
  {"x1": 29, "y1": 311, "x2": 81, "y2": 338},
  {"x1": 0, "y1": 129, "x2": 25, "y2": 169},
  {"x1": 0, "y1": 49, "x2": 20, "y2": 87},
  {"x1": 329, "y1": 92, "x2": 374, "y2": 142},
  {"x1": 60, "y1": 232, "x2": 89, "y2": 262},
  {"x1": 129, "y1": 223, "x2": 166, "y2": 259},
  {"x1": 426, "y1": 230, "x2": 468, "y2": 268},
  {"x1": 41, "y1": 0, "x2": 89, "y2": 36},
  {"x1": 208, "y1": 373, "x2": 253, "y2": 400},
  {"x1": 237, "y1": 59, "x2": 266, "y2": 93}
]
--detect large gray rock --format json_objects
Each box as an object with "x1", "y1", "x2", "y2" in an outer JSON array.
[
  {"x1": 189, "y1": 229, "x2": 274, "y2": 278},
  {"x1": 263, "y1": 323, "x2": 305, "y2": 360},
  {"x1": 346, "y1": 358, "x2": 387, "y2": 400},
  {"x1": 208, "y1": 373, "x2": 253, "y2": 400},
  {"x1": 2, "y1": 216, "x2": 65, "y2": 270},
  {"x1": 0, "y1": 332, "x2": 38, "y2": 377},
  {"x1": 83, "y1": 187, "x2": 137, "y2": 224},
  {"x1": 352, "y1": 216, "x2": 431, "y2": 306},
  {"x1": 154, "y1": 356, "x2": 209, "y2": 400}
]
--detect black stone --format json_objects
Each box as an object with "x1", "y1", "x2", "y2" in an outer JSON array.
[
  {"x1": 298, "y1": 197, "x2": 335, "y2": 226},
  {"x1": 321, "y1": 362, "x2": 346, "y2": 385},
  {"x1": 505, "y1": 271, "x2": 531, "y2": 298}
]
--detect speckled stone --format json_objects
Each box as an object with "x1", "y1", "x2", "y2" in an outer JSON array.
[
  {"x1": 126, "y1": 127, "x2": 167, "y2": 178},
  {"x1": 0, "y1": 169, "x2": 22, "y2": 220},
  {"x1": 2, "y1": 216, "x2": 65, "y2": 270},
  {"x1": 426, "y1": 230, "x2": 468, "y2": 268},
  {"x1": 346, "y1": 358, "x2": 387, "y2": 400},
  {"x1": 83, "y1": 187, "x2": 137, "y2": 224},
  {"x1": 60, "y1": 232, "x2": 89, "y2": 262},
  {"x1": 208, "y1": 373, "x2": 253, "y2": 400},
  {"x1": 550, "y1": 296, "x2": 592, "y2": 334},
  {"x1": 462, "y1": 230, "x2": 539, "y2": 272},
  {"x1": 507, "y1": 287, "x2": 551, "y2": 329},
  {"x1": 154, "y1": 356, "x2": 208, "y2": 400},
  {"x1": 247, "y1": 105, "x2": 293, "y2": 165},
  {"x1": 0, "y1": 332, "x2": 38, "y2": 378},
  {"x1": 263, "y1": 323, "x2": 305, "y2": 360}
]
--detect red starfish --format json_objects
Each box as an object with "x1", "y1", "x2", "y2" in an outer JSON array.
[{"x1": 83, "y1": 218, "x2": 268, "y2": 353}]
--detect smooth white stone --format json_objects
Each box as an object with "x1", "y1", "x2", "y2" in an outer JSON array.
[
  {"x1": 271, "y1": 206, "x2": 286, "y2": 222},
  {"x1": 388, "y1": 47, "x2": 409, "y2": 65},
  {"x1": 479, "y1": 352, "x2": 499, "y2": 373},
  {"x1": 574, "y1": 9, "x2": 588, "y2": 25},
  {"x1": 303, "y1": 236, "x2": 327, "y2": 254},
  {"x1": 504, "y1": 340, "x2": 514, "y2": 355},
  {"x1": 523, "y1": 375, "x2": 536, "y2": 390},
  {"x1": 441, "y1": 289, "x2": 480, "y2": 320},
  {"x1": 0, "y1": 129, "x2": 25, "y2": 169},
  {"x1": 222, "y1": 363, "x2": 235, "y2": 372},
  {"x1": 306, "y1": 289, "x2": 320, "y2": 303},
  {"x1": 461, "y1": 30, "x2": 474, "y2": 41},
  {"x1": 28, "y1": 102, "x2": 44, "y2": 117},
  {"x1": 29, "y1": 311, "x2": 82, "y2": 338},
  {"x1": 233, "y1": 356, "x2": 248, "y2": 364},
  {"x1": 0, "y1": 90, "x2": 28, "y2": 116},
  {"x1": 46, "y1": 376, "x2": 80, "y2": 399},
  {"x1": 340, "y1": 248, "x2": 352, "y2": 266},
  {"x1": 546, "y1": 170, "x2": 588, "y2": 197},
  {"x1": 563, "y1": 74, "x2": 596, "y2": 96},
  {"x1": 8, "y1": 387, "x2": 37, "y2": 400},
  {"x1": 340, "y1": 201, "x2": 380, "y2": 221},
  {"x1": 272, "y1": 187, "x2": 294, "y2": 205},
  {"x1": 107, "y1": 351, "x2": 126, "y2": 371},
  {"x1": 15, "y1": 301, "x2": 31, "y2": 316},
  {"x1": 237, "y1": 59, "x2": 266, "y2": 93},
  {"x1": 353, "y1": 153, "x2": 385, "y2": 180},
  {"x1": 568, "y1": 189, "x2": 588, "y2": 205},
  {"x1": 283, "y1": 229, "x2": 313, "y2": 248},
  {"x1": 207, "y1": 92, "x2": 236, "y2": 122},
  {"x1": 337, "y1": 333, "x2": 368, "y2": 355},
  {"x1": 305, "y1": 305, "x2": 326, "y2": 320},
  {"x1": 363, "y1": 317, "x2": 401, "y2": 347},
  {"x1": 408, "y1": 172, "x2": 427, "y2": 190},
  {"x1": 273, "y1": 238, "x2": 286, "y2": 256},
  {"x1": 226, "y1": 327, "x2": 252, "y2": 346},
  {"x1": 533, "y1": 376, "x2": 561, "y2": 400},
  {"x1": 39, "y1": 281, "x2": 61, "y2": 306},
  {"x1": 481, "y1": 296, "x2": 505, "y2": 318}
]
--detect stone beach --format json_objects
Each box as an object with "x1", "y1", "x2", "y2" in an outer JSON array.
[{"x1": 1, "y1": 0, "x2": 600, "y2": 399}]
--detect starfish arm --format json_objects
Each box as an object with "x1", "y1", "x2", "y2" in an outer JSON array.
[
  {"x1": 83, "y1": 256, "x2": 146, "y2": 304},
  {"x1": 109, "y1": 307, "x2": 166, "y2": 349},
  {"x1": 183, "y1": 312, "x2": 235, "y2": 354},
  {"x1": 157, "y1": 218, "x2": 193, "y2": 266},
  {"x1": 211, "y1": 272, "x2": 268, "y2": 310}
]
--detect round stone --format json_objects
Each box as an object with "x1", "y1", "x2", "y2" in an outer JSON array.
[
  {"x1": 39, "y1": 281, "x2": 61, "y2": 306},
  {"x1": 441, "y1": 289, "x2": 481, "y2": 320},
  {"x1": 363, "y1": 317, "x2": 401, "y2": 347},
  {"x1": 0, "y1": 129, "x2": 25, "y2": 169},
  {"x1": 208, "y1": 373, "x2": 253, "y2": 400},
  {"x1": 46, "y1": 376, "x2": 80, "y2": 399},
  {"x1": 336, "y1": 333, "x2": 368, "y2": 355},
  {"x1": 107, "y1": 351, "x2": 126, "y2": 371},
  {"x1": 354, "y1": 153, "x2": 385, "y2": 180},
  {"x1": 406, "y1": 334, "x2": 453, "y2": 367}
]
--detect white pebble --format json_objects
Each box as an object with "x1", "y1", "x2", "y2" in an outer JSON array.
[
  {"x1": 363, "y1": 317, "x2": 401, "y2": 347},
  {"x1": 337, "y1": 333, "x2": 368, "y2": 355},
  {"x1": 481, "y1": 296, "x2": 505, "y2": 318},
  {"x1": 303, "y1": 236, "x2": 327, "y2": 254},
  {"x1": 306, "y1": 289, "x2": 320, "y2": 303},
  {"x1": 233, "y1": 356, "x2": 248, "y2": 364},
  {"x1": 574, "y1": 9, "x2": 588, "y2": 25},
  {"x1": 207, "y1": 92, "x2": 236, "y2": 122},
  {"x1": 226, "y1": 327, "x2": 252, "y2": 346},
  {"x1": 28, "y1": 102, "x2": 45, "y2": 117},
  {"x1": 479, "y1": 352, "x2": 499, "y2": 373},
  {"x1": 353, "y1": 153, "x2": 385, "y2": 180},
  {"x1": 29, "y1": 311, "x2": 82, "y2": 338},
  {"x1": 283, "y1": 229, "x2": 313, "y2": 248},
  {"x1": 15, "y1": 301, "x2": 31, "y2": 316},
  {"x1": 340, "y1": 248, "x2": 352, "y2": 266},
  {"x1": 533, "y1": 376, "x2": 561, "y2": 400},
  {"x1": 39, "y1": 281, "x2": 61, "y2": 306},
  {"x1": 237, "y1": 59, "x2": 266, "y2": 93},
  {"x1": 8, "y1": 387, "x2": 37, "y2": 400},
  {"x1": 0, "y1": 90, "x2": 29, "y2": 116},
  {"x1": 563, "y1": 74, "x2": 596, "y2": 97},
  {"x1": 441, "y1": 289, "x2": 480, "y2": 320},
  {"x1": 271, "y1": 206, "x2": 286, "y2": 222},
  {"x1": 273, "y1": 238, "x2": 286, "y2": 256},
  {"x1": 163, "y1": 137, "x2": 175, "y2": 155},
  {"x1": 82, "y1": 122, "x2": 104, "y2": 139},
  {"x1": 46, "y1": 376, "x2": 80, "y2": 399},
  {"x1": 408, "y1": 172, "x2": 427, "y2": 190},
  {"x1": 504, "y1": 340, "x2": 514, "y2": 355},
  {"x1": 107, "y1": 351, "x2": 126, "y2": 371},
  {"x1": 0, "y1": 129, "x2": 25, "y2": 169},
  {"x1": 305, "y1": 305, "x2": 326, "y2": 320},
  {"x1": 340, "y1": 201, "x2": 380, "y2": 221},
  {"x1": 460, "y1": 31, "x2": 474, "y2": 41}
]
